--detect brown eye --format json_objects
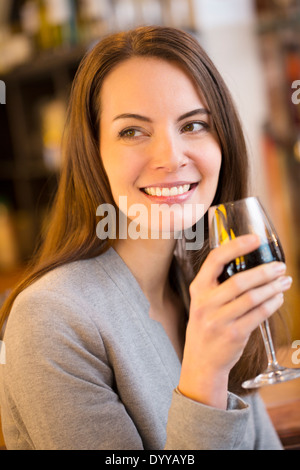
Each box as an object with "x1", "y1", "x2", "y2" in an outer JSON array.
[
  {"x1": 183, "y1": 123, "x2": 195, "y2": 132},
  {"x1": 127, "y1": 130, "x2": 135, "y2": 137},
  {"x1": 181, "y1": 122, "x2": 206, "y2": 133},
  {"x1": 119, "y1": 128, "x2": 144, "y2": 139}
]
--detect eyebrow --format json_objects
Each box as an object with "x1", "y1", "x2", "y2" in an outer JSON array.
[{"x1": 112, "y1": 108, "x2": 210, "y2": 123}]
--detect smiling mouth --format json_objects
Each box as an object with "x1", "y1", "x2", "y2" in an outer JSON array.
[{"x1": 140, "y1": 183, "x2": 198, "y2": 197}]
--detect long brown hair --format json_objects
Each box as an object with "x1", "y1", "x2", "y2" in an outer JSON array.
[{"x1": 0, "y1": 26, "x2": 274, "y2": 394}]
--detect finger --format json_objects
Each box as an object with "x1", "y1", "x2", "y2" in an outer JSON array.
[
  {"x1": 210, "y1": 261, "x2": 287, "y2": 307},
  {"x1": 219, "y1": 274, "x2": 292, "y2": 322},
  {"x1": 200, "y1": 234, "x2": 261, "y2": 286},
  {"x1": 236, "y1": 292, "x2": 285, "y2": 338}
]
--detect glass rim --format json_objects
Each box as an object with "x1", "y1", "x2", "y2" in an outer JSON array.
[
  {"x1": 209, "y1": 196, "x2": 260, "y2": 211},
  {"x1": 208, "y1": 196, "x2": 262, "y2": 230}
]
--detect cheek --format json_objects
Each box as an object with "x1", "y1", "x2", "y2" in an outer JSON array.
[
  {"x1": 194, "y1": 141, "x2": 222, "y2": 180},
  {"x1": 101, "y1": 154, "x2": 144, "y2": 198}
]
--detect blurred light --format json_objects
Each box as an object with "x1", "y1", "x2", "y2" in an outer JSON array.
[
  {"x1": 294, "y1": 138, "x2": 300, "y2": 162},
  {"x1": 273, "y1": 0, "x2": 294, "y2": 7}
]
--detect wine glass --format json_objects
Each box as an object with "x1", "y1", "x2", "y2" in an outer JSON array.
[{"x1": 208, "y1": 196, "x2": 300, "y2": 388}]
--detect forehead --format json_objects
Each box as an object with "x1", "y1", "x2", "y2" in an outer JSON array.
[{"x1": 100, "y1": 57, "x2": 206, "y2": 116}]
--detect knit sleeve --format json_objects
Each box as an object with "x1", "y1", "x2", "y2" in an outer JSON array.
[
  {"x1": 165, "y1": 388, "x2": 283, "y2": 450},
  {"x1": 247, "y1": 392, "x2": 283, "y2": 450},
  {"x1": 165, "y1": 388, "x2": 250, "y2": 450}
]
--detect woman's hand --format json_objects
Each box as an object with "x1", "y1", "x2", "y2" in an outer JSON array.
[{"x1": 179, "y1": 234, "x2": 292, "y2": 409}]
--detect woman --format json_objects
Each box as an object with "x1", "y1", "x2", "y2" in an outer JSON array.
[{"x1": 0, "y1": 26, "x2": 291, "y2": 450}]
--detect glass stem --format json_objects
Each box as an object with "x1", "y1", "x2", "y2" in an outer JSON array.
[{"x1": 260, "y1": 320, "x2": 279, "y2": 369}]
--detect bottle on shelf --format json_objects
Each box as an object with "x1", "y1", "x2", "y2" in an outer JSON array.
[
  {"x1": 35, "y1": 0, "x2": 52, "y2": 50},
  {"x1": 0, "y1": 199, "x2": 19, "y2": 272},
  {"x1": 20, "y1": 0, "x2": 40, "y2": 51},
  {"x1": 77, "y1": 0, "x2": 113, "y2": 43},
  {"x1": 40, "y1": 97, "x2": 67, "y2": 172},
  {"x1": 44, "y1": 0, "x2": 77, "y2": 49}
]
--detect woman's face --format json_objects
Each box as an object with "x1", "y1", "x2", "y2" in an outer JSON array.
[{"x1": 100, "y1": 57, "x2": 222, "y2": 236}]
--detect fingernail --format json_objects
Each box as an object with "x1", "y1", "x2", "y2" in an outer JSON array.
[
  {"x1": 245, "y1": 234, "x2": 260, "y2": 244},
  {"x1": 274, "y1": 262, "x2": 286, "y2": 274},
  {"x1": 279, "y1": 276, "x2": 293, "y2": 289},
  {"x1": 277, "y1": 292, "x2": 284, "y2": 302}
]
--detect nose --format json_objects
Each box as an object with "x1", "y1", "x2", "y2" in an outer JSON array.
[{"x1": 149, "y1": 130, "x2": 188, "y2": 172}]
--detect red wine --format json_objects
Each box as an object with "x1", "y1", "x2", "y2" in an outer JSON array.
[{"x1": 218, "y1": 241, "x2": 285, "y2": 284}]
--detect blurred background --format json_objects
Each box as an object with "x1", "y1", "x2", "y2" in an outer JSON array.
[{"x1": 0, "y1": 0, "x2": 299, "y2": 339}]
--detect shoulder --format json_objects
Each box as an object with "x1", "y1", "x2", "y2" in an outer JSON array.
[
  {"x1": 13, "y1": 248, "x2": 121, "y2": 314},
  {"x1": 6, "y1": 249, "x2": 122, "y2": 338},
  {"x1": 4, "y1": 246, "x2": 147, "y2": 362},
  {"x1": 3, "y1": 254, "x2": 118, "y2": 372}
]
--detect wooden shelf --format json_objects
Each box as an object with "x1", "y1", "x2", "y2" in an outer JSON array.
[
  {"x1": 260, "y1": 348, "x2": 300, "y2": 450},
  {"x1": 2, "y1": 44, "x2": 87, "y2": 82}
]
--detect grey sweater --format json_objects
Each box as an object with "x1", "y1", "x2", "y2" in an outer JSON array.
[{"x1": 0, "y1": 248, "x2": 282, "y2": 450}]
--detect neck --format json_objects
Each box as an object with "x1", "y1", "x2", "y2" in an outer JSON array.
[{"x1": 113, "y1": 237, "x2": 177, "y2": 307}]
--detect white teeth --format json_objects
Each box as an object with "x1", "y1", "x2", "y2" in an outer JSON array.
[{"x1": 144, "y1": 184, "x2": 191, "y2": 196}]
